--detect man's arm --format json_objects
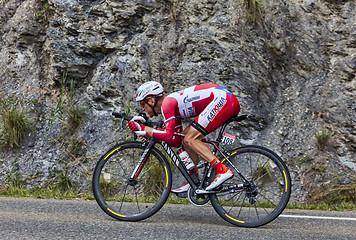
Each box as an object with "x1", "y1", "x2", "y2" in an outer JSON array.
[{"x1": 150, "y1": 97, "x2": 183, "y2": 147}]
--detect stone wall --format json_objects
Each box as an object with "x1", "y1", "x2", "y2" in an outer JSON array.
[{"x1": 0, "y1": 0, "x2": 355, "y2": 203}]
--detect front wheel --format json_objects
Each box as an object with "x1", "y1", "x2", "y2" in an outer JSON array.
[
  {"x1": 210, "y1": 145, "x2": 291, "y2": 227},
  {"x1": 92, "y1": 141, "x2": 172, "y2": 221}
]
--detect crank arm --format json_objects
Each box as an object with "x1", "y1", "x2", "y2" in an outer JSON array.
[
  {"x1": 195, "y1": 189, "x2": 219, "y2": 194},
  {"x1": 195, "y1": 183, "x2": 245, "y2": 195}
]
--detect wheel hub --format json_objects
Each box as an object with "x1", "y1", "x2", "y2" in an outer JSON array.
[
  {"x1": 127, "y1": 178, "x2": 138, "y2": 186},
  {"x1": 245, "y1": 182, "x2": 258, "y2": 204}
]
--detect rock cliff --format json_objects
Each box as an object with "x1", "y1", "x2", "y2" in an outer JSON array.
[{"x1": 0, "y1": 0, "x2": 355, "y2": 203}]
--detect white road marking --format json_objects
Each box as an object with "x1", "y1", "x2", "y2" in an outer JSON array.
[{"x1": 280, "y1": 214, "x2": 356, "y2": 221}]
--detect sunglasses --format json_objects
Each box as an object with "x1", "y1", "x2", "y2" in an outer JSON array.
[
  {"x1": 140, "y1": 101, "x2": 146, "y2": 108},
  {"x1": 140, "y1": 97, "x2": 152, "y2": 108}
]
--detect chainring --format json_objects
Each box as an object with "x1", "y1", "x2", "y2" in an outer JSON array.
[{"x1": 187, "y1": 186, "x2": 210, "y2": 207}]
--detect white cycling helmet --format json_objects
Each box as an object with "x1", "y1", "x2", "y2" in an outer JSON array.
[{"x1": 135, "y1": 81, "x2": 164, "y2": 102}]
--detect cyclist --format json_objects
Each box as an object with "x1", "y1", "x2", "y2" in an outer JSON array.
[{"x1": 127, "y1": 81, "x2": 240, "y2": 192}]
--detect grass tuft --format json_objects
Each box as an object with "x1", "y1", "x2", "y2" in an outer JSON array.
[
  {"x1": 0, "y1": 97, "x2": 31, "y2": 148},
  {"x1": 242, "y1": 0, "x2": 262, "y2": 23},
  {"x1": 315, "y1": 128, "x2": 333, "y2": 151}
]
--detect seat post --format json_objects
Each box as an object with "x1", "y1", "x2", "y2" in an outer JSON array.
[{"x1": 216, "y1": 117, "x2": 234, "y2": 144}]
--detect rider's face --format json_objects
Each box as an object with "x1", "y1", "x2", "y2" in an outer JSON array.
[{"x1": 141, "y1": 97, "x2": 155, "y2": 117}]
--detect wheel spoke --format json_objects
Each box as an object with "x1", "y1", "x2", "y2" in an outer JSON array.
[
  {"x1": 254, "y1": 197, "x2": 272, "y2": 215},
  {"x1": 226, "y1": 191, "x2": 244, "y2": 214},
  {"x1": 119, "y1": 184, "x2": 129, "y2": 212},
  {"x1": 133, "y1": 186, "x2": 141, "y2": 213}
]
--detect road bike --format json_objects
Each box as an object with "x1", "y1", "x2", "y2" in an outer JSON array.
[{"x1": 92, "y1": 112, "x2": 291, "y2": 227}]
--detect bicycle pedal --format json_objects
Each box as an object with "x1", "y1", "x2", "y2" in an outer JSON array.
[{"x1": 174, "y1": 192, "x2": 188, "y2": 198}]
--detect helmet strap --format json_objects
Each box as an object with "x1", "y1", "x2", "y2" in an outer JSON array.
[{"x1": 146, "y1": 96, "x2": 160, "y2": 116}]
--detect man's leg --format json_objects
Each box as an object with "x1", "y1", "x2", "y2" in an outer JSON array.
[
  {"x1": 182, "y1": 126, "x2": 215, "y2": 165},
  {"x1": 171, "y1": 126, "x2": 201, "y2": 194},
  {"x1": 183, "y1": 125, "x2": 234, "y2": 191}
]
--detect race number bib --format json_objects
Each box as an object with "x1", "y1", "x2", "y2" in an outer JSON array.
[{"x1": 222, "y1": 133, "x2": 236, "y2": 145}]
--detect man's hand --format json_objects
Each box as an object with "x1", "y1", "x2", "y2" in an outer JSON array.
[{"x1": 127, "y1": 120, "x2": 145, "y2": 132}]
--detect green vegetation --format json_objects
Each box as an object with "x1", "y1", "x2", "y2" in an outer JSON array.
[
  {"x1": 64, "y1": 79, "x2": 86, "y2": 131},
  {"x1": 143, "y1": 157, "x2": 165, "y2": 197},
  {"x1": 315, "y1": 128, "x2": 333, "y2": 151},
  {"x1": 36, "y1": 0, "x2": 49, "y2": 23},
  {"x1": 2, "y1": 161, "x2": 87, "y2": 200},
  {"x1": 0, "y1": 185, "x2": 94, "y2": 200},
  {"x1": 253, "y1": 163, "x2": 272, "y2": 181},
  {"x1": 66, "y1": 135, "x2": 87, "y2": 160},
  {"x1": 308, "y1": 183, "x2": 356, "y2": 206},
  {"x1": 50, "y1": 71, "x2": 86, "y2": 131},
  {"x1": 6, "y1": 159, "x2": 27, "y2": 189},
  {"x1": 123, "y1": 98, "x2": 138, "y2": 116},
  {"x1": 98, "y1": 178, "x2": 119, "y2": 199},
  {"x1": 0, "y1": 97, "x2": 31, "y2": 148},
  {"x1": 110, "y1": 90, "x2": 139, "y2": 140},
  {"x1": 296, "y1": 154, "x2": 314, "y2": 164},
  {"x1": 287, "y1": 201, "x2": 356, "y2": 211},
  {"x1": 242, "y1": 0, "x2": 262, "y2": 23},
  {"x1": 43, "y1": 71, "x2": 89, "y2": 192},
  {"x1": 50, "y1": 168, "x2": 77, "y2": 193},
  {"x1": 64, "y1": 103, "x2": 86, "y2": 131},
  {"x1": 1, "y1": 183, "x2": 355, "y2": 211}
]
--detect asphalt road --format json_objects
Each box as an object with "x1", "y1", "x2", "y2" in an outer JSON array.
[{"x1": 0, "y1": 197, "x2": 355, "y2": 240}]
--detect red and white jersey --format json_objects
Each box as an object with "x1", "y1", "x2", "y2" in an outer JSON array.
[
  {"x1": 163, "y1": 83, "x2": 219, "y2": 120},
  {"x1": 152, "y1": 83, "x2": 240, "y2": 147}
]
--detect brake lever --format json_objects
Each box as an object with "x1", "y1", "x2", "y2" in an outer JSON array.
[{"x1": 120, "y1": 118, "x2": 125, "y2": 131}]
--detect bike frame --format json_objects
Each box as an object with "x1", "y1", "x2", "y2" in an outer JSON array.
[{"x1": 130, "y1": 114, "x2": 248, "y2": 192}]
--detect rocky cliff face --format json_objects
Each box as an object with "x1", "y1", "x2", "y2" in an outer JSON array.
[{"x1": 0, "y1": 0, "x2": 355, "y2": 203}]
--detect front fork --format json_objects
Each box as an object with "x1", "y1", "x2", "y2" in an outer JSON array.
[{"x1": 127, "y1": 139, "x2": 156, "y2": 184}]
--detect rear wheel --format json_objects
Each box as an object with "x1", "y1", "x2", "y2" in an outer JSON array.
[
  {"x1": 92, "y1": 141, "x2": 172, "y2": 221},
  {"x1": 210, "y1": 145, "x2": 291, "y2": 227}
]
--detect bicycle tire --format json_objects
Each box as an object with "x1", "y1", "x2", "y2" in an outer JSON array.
[
  {"x1": 92, "y1": 141, "x2": 172, "y2": 221},
  {"x1": 209, "y1": 145, "x2": 291, "y2": 227}
]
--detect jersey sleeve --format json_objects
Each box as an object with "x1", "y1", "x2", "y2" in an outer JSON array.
[{"x1": 151, "y1": 97, "x2": 181, "y2": 145}]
